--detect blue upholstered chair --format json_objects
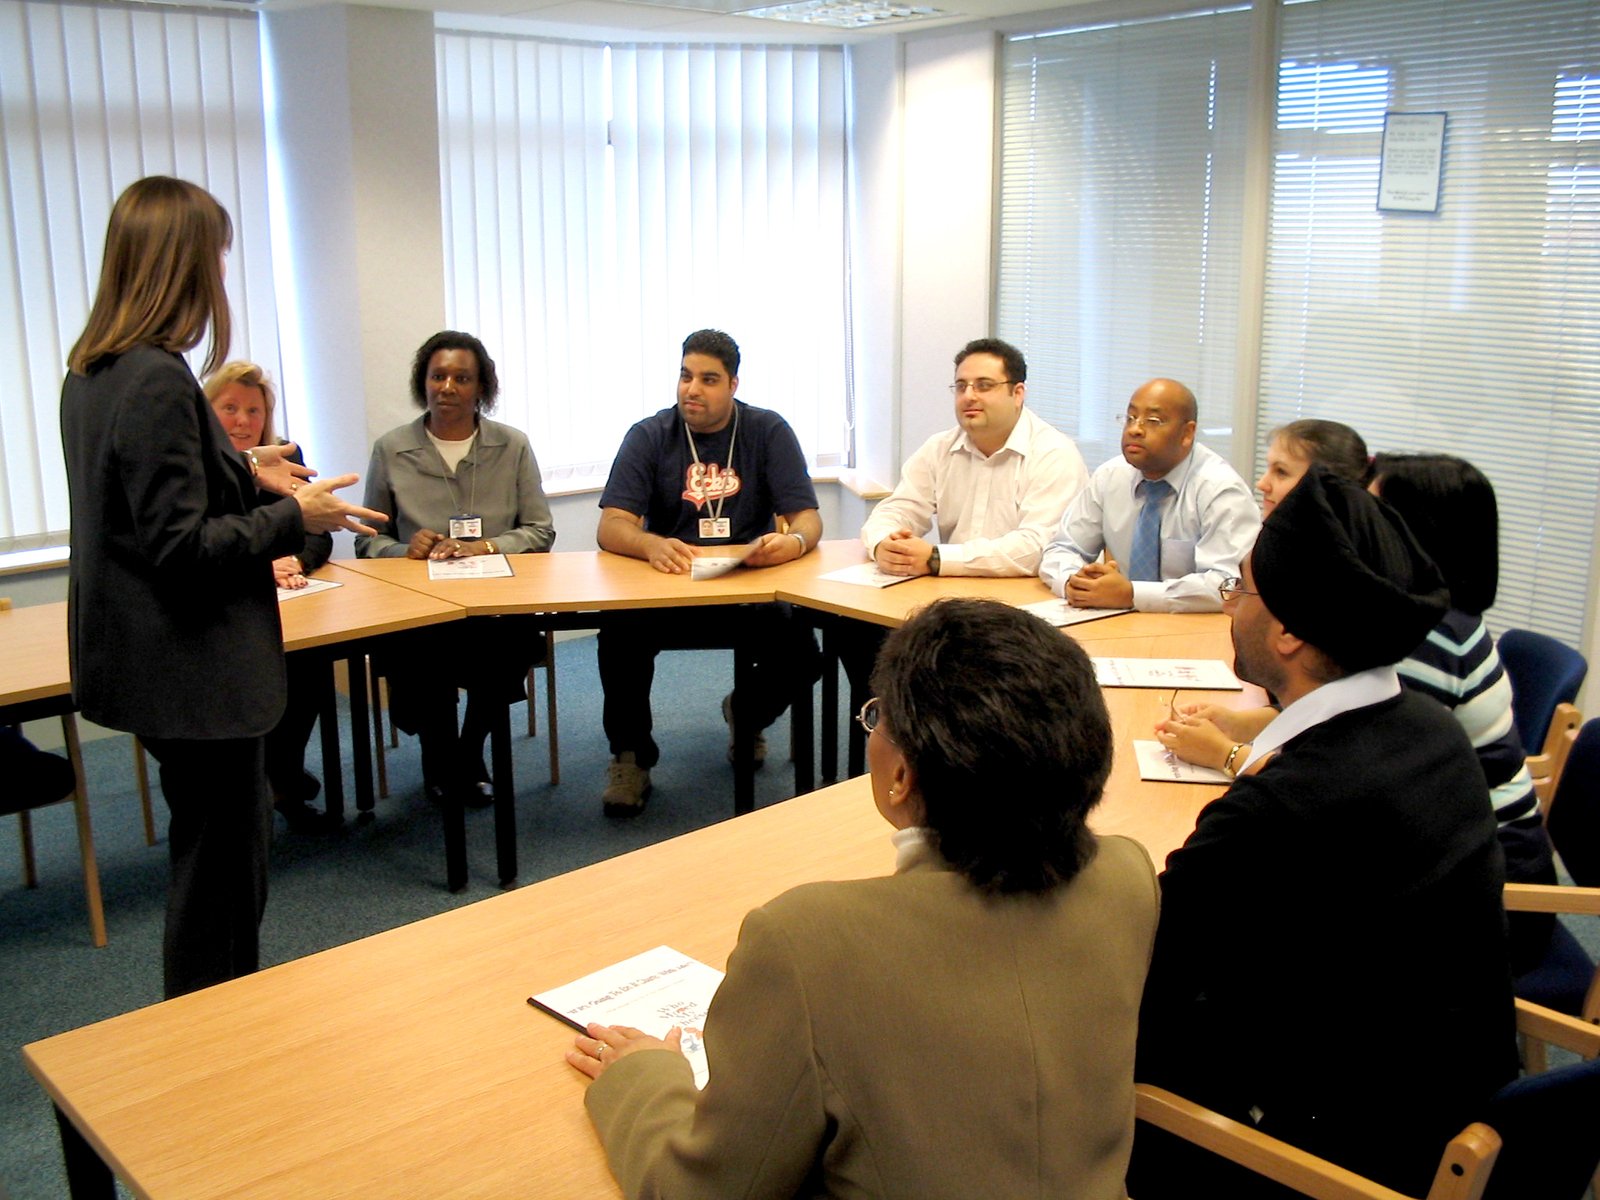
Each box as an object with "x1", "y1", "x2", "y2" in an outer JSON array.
[
  {"x1": 1498, "y1": 629, "x2": 1587, "y2": 760},
  {"x1": 1134, "y1": 1000, "x2": 1600, "y2": 1200}
]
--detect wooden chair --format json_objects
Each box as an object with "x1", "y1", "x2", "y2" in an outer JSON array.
[
  {"x1": 0, "y1": 598, "x2": 106, "y2": 948},
  {"x1": 1528, "y1": 702, "x2": 1581, "y2": 813},
  {"x1": 1134, "y1": 999, "x2": 1600, "y2": 1200},
  {"x1": 129, "y1": 739, "x2": 159, "y2": 845}
]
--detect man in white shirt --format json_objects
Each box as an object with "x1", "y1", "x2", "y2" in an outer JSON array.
[
  {"x1": 1039, "y1": 378, "x2": 1258, "y2": 613},
  {"x1": 862, "y1": 337, "x2": 1088, "y2": 578}
]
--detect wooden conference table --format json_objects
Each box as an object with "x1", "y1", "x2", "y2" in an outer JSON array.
[
  {"x1": 0, "y1": 570, "x2": 463, "y2": 945},
  {"x1": 25, "y1": 591, "x2": 1237, "y2": 1198}
]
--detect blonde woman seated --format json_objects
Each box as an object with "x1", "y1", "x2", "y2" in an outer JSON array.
[
  {"x1": 205, "y1": 361, "x2": 337, "y2": 832},
  {"x1": 566, "y1": 598, "x2": 1159, "y2": 1200}
]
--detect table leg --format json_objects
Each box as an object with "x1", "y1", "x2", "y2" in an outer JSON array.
[
  {"x1": 443, "y1": 792, "x2": 467, "y2": 893},
  {"x1": 491, "y1": 701, "x2": 517, "y2": 888},
  {"x1": 346, "y1": 651, "x2": 373, "y2": 815},
  {"x1": 791, "y1": 616, "x2": 816, "y2": 798},
  {"x1": 820, "y1": 620, "x2": 840, "y2": 784},
  {"x1": 317, "y1": 656, "x2": 344, "y2": 821},
  {"x1": 733, "y1": 645, "x2": 755, "y2": 816},
  {"x1": 54, "y1": 1104, "x2": 114, "y2": 1199},
  {"x1": 847, "y1": 671, "x2": 867, "y2": 779}
]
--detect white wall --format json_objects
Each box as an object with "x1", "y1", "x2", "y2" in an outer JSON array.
[{"x1": 262, "y1": 3, "x2": 447, "y2": 508}]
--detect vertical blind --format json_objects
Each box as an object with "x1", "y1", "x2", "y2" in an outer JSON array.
[
  {"x1": 1259, "y1": 0, "x2": 1600, "y2": 645},
  {"x1": 0, "y1": 0, "x2": 280, "y2": 555},
  {"x1": 997, "y1": 7, "x2": 1253, "y2": 470},
  {"x1": 436, "y1": 33, "x2": 850, "y2": 484}
]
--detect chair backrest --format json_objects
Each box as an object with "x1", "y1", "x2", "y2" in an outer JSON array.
[
  {"x1": 1547, "y1": 718, "x2": 1600, "y2": 888},
  {"x1": 1498, "y1": 629, "x2": 1588, "y2": 756},
  {"x1": 1479, "y1": 1055, "x2": 1600, "y2": 1200}
]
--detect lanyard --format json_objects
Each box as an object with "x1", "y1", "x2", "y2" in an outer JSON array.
[{"x1": 684, "y1": 404, "x2": 740, "y2": 523}]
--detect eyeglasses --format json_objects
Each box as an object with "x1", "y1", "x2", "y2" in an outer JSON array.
[
  {"x1": 1218, "y1": 576, "x2": 1260, "y2": 602},
  {"x1": 949, "y1": 379, "x2": 1013, "y2": 396},
  {"x1": 855, "y1": 697, "x2": 895, "y2": 744},
  {"x1": 1117, "y1": 412, "x2": 1171, "y2": 430}
]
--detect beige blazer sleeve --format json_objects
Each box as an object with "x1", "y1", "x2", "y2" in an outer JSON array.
[{"x1": 584, "y1": 906, "x2": 828, "y2": 1199}]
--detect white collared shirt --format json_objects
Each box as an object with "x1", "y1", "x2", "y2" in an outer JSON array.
[
  {"x1": 1038, "y1": 442, "x2": 1260, "y2": 612},
  {"x1": 1240, "y1": 666, "x2": 1403, "y2": 772},
  {"x1": 862, "y1": 407, "x2": 1088, "y2": 577}
]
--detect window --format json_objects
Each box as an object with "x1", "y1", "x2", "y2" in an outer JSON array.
[
  {"x1": 1259, "y1": 0, "x2": 1600, "y2": 645},
  {"x1": 0, "y1": 0, "x2": 280, "y2": 556},
  {"x1": 997, "y1": 7, "x2": 1252, "y2": 469},
  {"x1": 435, "y1": 33, "x2": 849, "y2": 485}
]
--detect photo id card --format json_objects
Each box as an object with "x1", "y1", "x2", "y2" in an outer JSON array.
[
  {"x1": 699, "y1": 517, "x2": 731, "y2": 539},
  {"x1": 449, "y1": 514, "x2": 483, "y2": 540}
]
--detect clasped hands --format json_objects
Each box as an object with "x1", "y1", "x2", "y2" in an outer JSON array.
[
  {"x1": 252, "y1": 443, "x2": 387, "y2": 538},
  {"x1": 407, "y1": 530, "x2": 494, "y2": 560},
  {"x1": 1066, "y1": 560, "x2": 1135, "y2": 609},
  {"x1": 873, "y1": 529, "x2": 935, "y2": 576}
]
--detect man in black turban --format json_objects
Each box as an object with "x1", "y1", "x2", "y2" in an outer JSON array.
[{"x1": 1131, "y1": 465, "x2": 1517, "y2": 1199}]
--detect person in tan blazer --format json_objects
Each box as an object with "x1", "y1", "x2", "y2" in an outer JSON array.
[{"x1": 566, "y1": 598, "x2": 1160, "y2": 1199}]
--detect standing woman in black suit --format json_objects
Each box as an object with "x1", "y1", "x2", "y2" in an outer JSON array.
[{"x1": 60, "y1": 176, "x2": 384, "y2": 998}]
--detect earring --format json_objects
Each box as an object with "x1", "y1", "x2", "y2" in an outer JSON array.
[{"x1": 887, "y1": 786, "x2": 899, "y2": 798}]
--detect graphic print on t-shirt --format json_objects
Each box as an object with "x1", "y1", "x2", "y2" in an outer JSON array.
[{"x1": 682, "y1": 462, "x2": 742, "y2": 510}]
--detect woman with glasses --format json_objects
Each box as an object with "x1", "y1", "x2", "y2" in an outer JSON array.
[
  {"x1": 564, "y1": 598, "x2": 1158, "y2": 1199},
  {"x1": 1155, "y1": 419, "x2": 1372, "y2": 775}
]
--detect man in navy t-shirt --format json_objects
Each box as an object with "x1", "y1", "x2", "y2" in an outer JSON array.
[{"x1": 595, "y1": 329, "x2": 823, "y2": 816}]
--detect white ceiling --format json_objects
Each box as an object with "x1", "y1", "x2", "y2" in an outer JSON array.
[{"x1": 239, "y1": 0, "x2": 1084, "y2": 45}]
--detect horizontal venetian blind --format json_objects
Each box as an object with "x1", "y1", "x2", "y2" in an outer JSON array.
[
  {"x1": 0, "y1": 0, "x2": 280, "y2": 555},
  {"x1": 436, "y1": 33, "x2": 849, "y2": 483},
  {"x1": 1260, "y1": 0, "x2": 1600, "y2": 646},
  {"x1": 998, "y1": 7, "x2": 1252, "y2": 470}
]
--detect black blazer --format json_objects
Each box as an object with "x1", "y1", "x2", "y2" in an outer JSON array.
[{"x1": 60, "y1": 345, "x2": 305, "y2": 740}]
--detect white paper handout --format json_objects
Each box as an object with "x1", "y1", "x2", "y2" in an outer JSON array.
[
  {"x1": 1092, "y1": 657, "x2": 1242, "y2": 690},
  {"x1": 529, "y1": 946, "x2": 724, "y2": 1088},
  {"x1": 815, "y1": 561, "x2": 919, "y2": 589},
  {"x1": 276, "y1": 577, "x2": 342, "y2": 603},
  {"x1": 1132, "y1": 739, "x2": 1236, "y2": 785},
  {"x1": 427, "y1": 553, "x2": 514, "y2": 580},
  {"x1": 1018, "y1": 599, "x2": 1134, "y2": 627},
  {"x1": 691, "y1": 541, "x2": 758, "y2": 581}
]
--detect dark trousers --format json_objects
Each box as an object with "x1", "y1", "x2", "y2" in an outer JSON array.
[
  {"x1": 380, "y1": 616, "x2": 544, "y2": 792},
  {"x1": 141, "y1": 735, "x2": 273, "y2": 999},
  {"x1": 598, "y1": 602, "x2": 821, "y2": 769},
  {"x1": 264, "y1": 654, "x2": 321, "y2": 800}
]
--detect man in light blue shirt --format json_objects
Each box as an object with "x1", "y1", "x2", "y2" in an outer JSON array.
[{"x1": 1038, "y1": 378, "x2": 1259, "y2": 613}]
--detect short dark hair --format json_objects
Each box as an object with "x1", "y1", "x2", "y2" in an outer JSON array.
[
  {"x1": 955, "y1": 338, "x2": 1026, "y2": 384},
  {"x1": 1371, "y1": 453, "x2": 1499, "y2": 615},
  {"x1": 682, "y1": 329, "x2": 740, "y2": 378},
  {"x1": 1273, "y1": 419, "x2": 1372, "y2": 487},
  {"x1": 871, "y1": 598, "x2": 1111, "y2": 894},
  {"x1": 410, "y1": 330, "x2": 499, "y2": 412}
]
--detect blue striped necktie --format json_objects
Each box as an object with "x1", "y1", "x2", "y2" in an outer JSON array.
[{"x1": 1128, "y1": 479, "x2": 1173, "y2": 582}]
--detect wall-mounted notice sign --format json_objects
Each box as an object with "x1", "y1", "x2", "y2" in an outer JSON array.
[{"x1": 1378, "y1": 111, "x2": 1446, "y2": 213}]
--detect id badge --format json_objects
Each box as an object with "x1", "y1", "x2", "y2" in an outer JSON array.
[
  {"x1": 699, "y1": 517, "x2": 731, "y2": 539},
  {"x1": 449, "y1": 514, "x2": 483, "y2": 540}
]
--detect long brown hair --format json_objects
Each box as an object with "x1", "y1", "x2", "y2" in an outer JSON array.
[{"x1": 67, "y1": 176, "x2": 233, "y2": 376}]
